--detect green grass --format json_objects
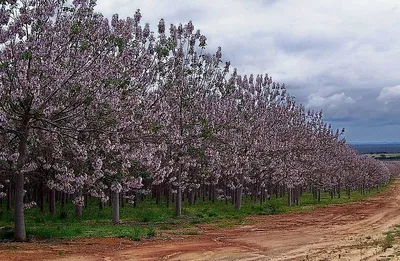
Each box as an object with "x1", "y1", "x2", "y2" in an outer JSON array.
[
  {"x1": 0, "y1": 183, "x2": 390, "y2": 241},
  {"x1": 381, "y1": 225, "x2": 400, "y2": 251},
  {"x1": 366, "y1": 153, "x2": 400, "y2": 160}
]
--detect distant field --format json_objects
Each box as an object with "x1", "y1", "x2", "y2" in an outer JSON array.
[
  {"x1": 350, "y1": 142, "x2": 400, "y2": 154},
  {"x1": 366, "y1": 153, "x2": 400, "y2": 160}
]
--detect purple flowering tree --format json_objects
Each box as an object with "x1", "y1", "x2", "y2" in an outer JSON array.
[{"x1": 0, "y1": 0, "x2": 154, "y2": 240}]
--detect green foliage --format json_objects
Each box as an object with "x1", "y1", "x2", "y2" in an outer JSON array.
[
  {"x1": 0, "y1": 61, "x2": 10, "y2": 70},
  {"x1": 112, "y1": 37, "x2": 126, "y2": 52},
  {"x1": 21, "y1": 50, "x2": 32, "y2": 60},
  {"x1": 145, "y1": 226, "x2": 156, "y2": 239},
  {"x1": 71, "y1": 22, "x2": 82, "y2": 34},
  {"x1": 151, "y1": 123, "x2": 161, "y2": 134},
  {"x1": 80, "y1": 41, "x2": 88, "y2": 51},
  {"x1": 156, "y1": 47, "x2": 169, "y2": 58},
  {"x1": 83, "y1": 96, "x2": 93, "y2": 106}
]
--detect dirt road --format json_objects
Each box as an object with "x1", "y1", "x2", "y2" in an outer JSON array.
[{"x1": 1, "y1": 179, "x2": 400, "y2": 261}]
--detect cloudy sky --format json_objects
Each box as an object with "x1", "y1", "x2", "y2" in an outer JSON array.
[{"x1": 95, "y1": 0, "x2": 400, "y2": 143}]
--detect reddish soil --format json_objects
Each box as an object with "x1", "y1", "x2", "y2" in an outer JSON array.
[{"x1": 1, "y1": 179, "x2": 400, "y2": 261}]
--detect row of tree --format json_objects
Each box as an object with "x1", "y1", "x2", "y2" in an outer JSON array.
[{"x1": 0, "y1": 0, "x2": 397, "y2": 241}]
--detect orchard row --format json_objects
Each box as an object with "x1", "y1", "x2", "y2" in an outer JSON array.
[{"x1": 0, "y1": 0, "x2": 397, "y2": 241}]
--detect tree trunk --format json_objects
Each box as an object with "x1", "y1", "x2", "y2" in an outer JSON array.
[
  {"x1": 202, "y1": 181, "x2": 206, "y2": 202},
  {"x1": 133, "y1": 192, "x2": 137, "y2": 208},
  {"x1": 75, "y1": 190, "x2": 82, "y2": 217},
  {"x1": 14, "y1": 120, "x2": 30, "y2": 242},
  {"x1": 175, "y1": 171, "x2": 182, "y2": 216},
  {"x1": 14, "y1": 171, "x2": 26, "y2": 241},
  {"x1": 6, "y1": 181, "x2": 11, "y2": 211},
  {"x1": 188, "y1": 190, "x2": 193, "y2": 205},
  {"x1": 84, "y1": 194, "x2": 88, "y2": 209},
  {"x1": 166, "y1": 188, "x2": 170, "y2": 208},
  {"x1": 235, "y1": 174, "x2": 244, "y2": 210},
  {"x1": 112, "y1": 191, "x2": 120, "y2": 224},
  {"x1": 212, "y1": 184, "x2": 216, "y2": 203},
  {"x1": 38, "y1": 183, "x2": 44, "y2": 213},
  {"x1": 287, "y1": 187, "x2": 292, "y2": 206},
  {"x1": 49, "y1": 188, "x2": 56, "y2": 215},
  {"x1": 155, "y1": 185, "x2": 160, "y2": 205},
  {"x1": 317, "y1": 188, "x2": 321, "y2": 203}
]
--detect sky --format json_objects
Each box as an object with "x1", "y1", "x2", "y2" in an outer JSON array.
[{"x1": 94, "y1": 0, "x2": 400, "y2": 143}]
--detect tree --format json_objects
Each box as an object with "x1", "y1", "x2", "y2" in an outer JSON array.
[
  {"x1": 0, "y1": 0, "x2": 152, "y2": 240},
  {"x1": 143, "y1": 20, "x2": 227, "y2": 216}
]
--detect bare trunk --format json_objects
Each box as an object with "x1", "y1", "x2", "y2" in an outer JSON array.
[
  {"x1": 84, "y1": 194, "x2": 88, "y2": 209},
  {"x1": 133, "y1": 192, "x2": 137, "y2": 208},
  {"x1": 14, "y1": 122, "x2": 29, "y2": 242},
  {"x1": 49, "y1": 188, "x2": 56, "y2": 215},
  {"x1": 155, "y1": 185, "x2": 160, "y2": 205},
  {"x1": 6, "y1": 181, "x2": 11, "y2": 211},
  {"x1": 166, "y1": 188, "x2": 170, "y2": 208},
  {"x1": 38, "y1": 182, "x2": 44, "y2": 213},
  {"x1": 317, "y1": 188, "x2": 321, "y2": 203},
  {"x1": 287, "y1": 187, "x2": 292, "y2": 206},
  {"x1": 120, "y1": 193, "x2": 124, "y2": 208},
  {"x1": 235, "y1": 174, "x2": 245, "y2": 210},
  {"x1": 14, "y1": 171, "x2": 26, "y2": 241},
  {"x1": 211, "y1": 184, "x2": 215, "y2": 203},
  {"x1": 112, "y1": 191, "x2": 120, "y2": 224},
  {"x1": 202, "y1": 181, "x2": 206, "y2": 202},
  {"x1": 75, "y1": 190, "x2": 82, "y2": 217},
  {"x1": 188, "y1": 190, "x2": 193, "y2": 205},
  {"x1": 75, "y1": 204, "x2": 82, "y2": 217},
  {"x1": 175, "y1": 171, "x2": 182, "y2": 216}
]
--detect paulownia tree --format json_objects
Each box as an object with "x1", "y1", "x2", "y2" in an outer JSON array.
[
  {"x1": 143, "y1": 20, "x2": 228, "y2": 216},
  {"x1": 0, "y1": 0, "x2": 153, "y2": 240}
]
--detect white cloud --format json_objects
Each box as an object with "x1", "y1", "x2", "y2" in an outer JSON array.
[
  {"x1": 377, "y1": 85, "x2": 400, "y2": 104},
  {"x1": 306, "y1": 92, "x2": 356, "y2": 120},
  {"x1": 307, "y1": 92, "x2": 355, "y2": 108}
]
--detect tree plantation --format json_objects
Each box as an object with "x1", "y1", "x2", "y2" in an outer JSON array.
[{"x1": 0, "y1": 0, "x2": 397, "y2": 242}]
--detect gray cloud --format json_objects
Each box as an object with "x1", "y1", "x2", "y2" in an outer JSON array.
[{"x1": 94, "y1": 0, "x2": 400, "y2": 142}]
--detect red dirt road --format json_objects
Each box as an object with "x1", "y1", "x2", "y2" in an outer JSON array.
[{"x1": 1, "y1": 179, "x2": 400, "y2": 261}]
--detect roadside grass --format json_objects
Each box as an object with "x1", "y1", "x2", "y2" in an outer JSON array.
[
  {"x1": 0, "y1": 183, "x2": 391, "y2": 242},
  {"x1": 380, "y1": 225, "x2": 400, "y2": 251},
  {"x1": 355, "y1": 225, "x2": 400, "y2": 257}
]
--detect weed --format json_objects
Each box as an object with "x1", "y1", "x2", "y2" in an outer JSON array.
[
  {"x1": 183, "y1": 229, "x2": 200, "y2": 235},
  {"x1": 174, "y1": 229, "x2": 201, "y2": 235},
  {"x1": 381, "y1": 232, "x2": 395, "y2": 251},
  {"x1": 146, "y1": 226, "x2": 156, "y2": 239},
  {"x1": 158, "y1": 225, "x2": 174, "y2": 230}
]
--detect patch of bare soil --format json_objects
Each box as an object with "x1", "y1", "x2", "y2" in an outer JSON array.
[{"x1": 2, "y1": 179, "x2": 400, "y2": 261}]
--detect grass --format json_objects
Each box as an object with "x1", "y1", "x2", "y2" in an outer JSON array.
[
  {"x1": 0, "y1": 183, "x2": 390, "y2": 242},
  {"x1": 381, "y1": 226, "x2": 400, "y2": 251},
  {"x1": 366, "y1": 153, "x2": 400, "y2": 160}
]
